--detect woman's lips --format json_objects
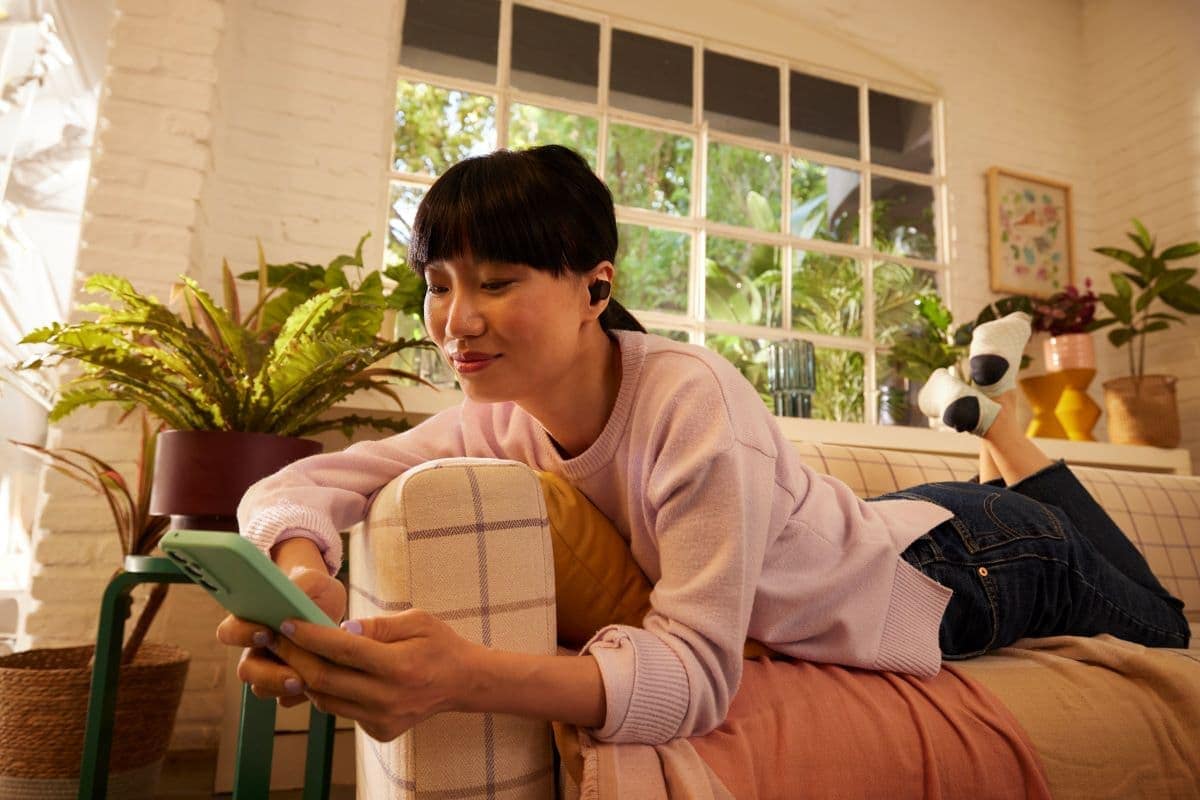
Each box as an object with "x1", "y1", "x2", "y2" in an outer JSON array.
[{"x1": 450, "y1": 353, "x2": 499, "y2": 374}]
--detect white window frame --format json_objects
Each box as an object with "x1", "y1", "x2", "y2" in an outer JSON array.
[{"x1": 386, "y1": 0, "x2": 950, "y2": 424}]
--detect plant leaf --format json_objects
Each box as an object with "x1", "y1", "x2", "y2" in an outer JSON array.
[
  {"x1": 1099, "y1": 292, "x2": 1132, "y2": 325},
  {"x1": 1160, "y1": 241, "x2": 1200, "y2": 261},
  {"x1": 1094, "y1": 247, "x2": 1140, "y2": 269},
  {"x1": 1158, "y1": 281, "x2": 1200, "y2": 315},
  {"x1": 1108, "y1": 328, "x2": 1135, "y2": 347},
  {"x1": 1131, "y1": 218, "x2": 1153, "y2": 252}
]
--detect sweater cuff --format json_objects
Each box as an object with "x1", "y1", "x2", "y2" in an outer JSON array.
[
  {"x1": 874, "y1": 557, "x2": 952, "y2": 677},
  {"x1": 582, "y1": 625, "x2": 690, "y2": 744},
  {"x1": 241, "y1": 500, "x2": 343, "y2": 576}
]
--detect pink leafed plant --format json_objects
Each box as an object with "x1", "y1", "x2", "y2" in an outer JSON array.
[{"x1": 1032, "y1": 279, "x2": 1098, "y2": 336}]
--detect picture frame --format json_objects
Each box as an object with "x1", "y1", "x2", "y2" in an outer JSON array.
[{"x1": 986, "y1": 167, "x2": 1074, "y2": 299}]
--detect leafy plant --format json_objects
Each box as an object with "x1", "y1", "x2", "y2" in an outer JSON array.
[
  {"x1": 883, "y1": 293, "x2": 965, "y2": 384},
  {"x1": 11, "y1": 413, "x2": 168, "y2": 665},
  {"x1": 12, "y1": 236, "x2": 431, "y2": 438},
  {"x1": 1089, "y1": 219, "x2": 1200, "y2": 380},
  {"x1": 1031, "y1": 280, "x2": 1098, "y2": 336}
]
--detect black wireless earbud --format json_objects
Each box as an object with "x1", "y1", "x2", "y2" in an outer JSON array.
[{"x1": 588, "y1": 280, "x2": 611, "y2": 304}]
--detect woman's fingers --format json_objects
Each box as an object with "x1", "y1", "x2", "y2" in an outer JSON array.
[{"x1": 237, "y1": 646, "x2": 306, "y2": 701}]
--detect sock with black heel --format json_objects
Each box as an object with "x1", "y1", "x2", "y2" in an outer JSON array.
[
  {"x1": 918, "y1": 368, "x2": 1001, "y2": 436},
  {"x1": 968, "y1": 311, "x2": 1032, "y2": 397}
]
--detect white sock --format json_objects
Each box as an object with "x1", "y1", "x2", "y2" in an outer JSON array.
[
  {"x1": 918, "y1": 368, "x2": 1001, "y2": 436},
  {"x1": 968, "y1": 312, "x2": 1032, "y2": 397}
]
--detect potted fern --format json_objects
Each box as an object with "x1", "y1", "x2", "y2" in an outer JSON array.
[
  {"x1": 13, "y1": 234, "x2": 430, "y2": 529},
  {"x1": 1089, "y1": 220, "x2": 1200, "y2": 447}
]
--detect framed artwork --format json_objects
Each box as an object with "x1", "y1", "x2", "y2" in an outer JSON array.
[{"x1": 986, "y1": 167, "x2": 1074, "y2": 299}]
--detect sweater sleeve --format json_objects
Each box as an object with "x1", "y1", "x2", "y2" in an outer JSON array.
[
  {"x1": 237, "y1": 405, "x2": 469, "y2": 574},
  {"x1": 582, "y1": 381, "x2": 775, "y2": 744}
]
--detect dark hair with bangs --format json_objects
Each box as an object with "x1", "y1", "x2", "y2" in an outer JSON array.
[{"x1": 409, "y1": 145, "x2": 645, "y2": 333}]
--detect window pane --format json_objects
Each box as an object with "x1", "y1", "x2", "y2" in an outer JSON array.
[
  {"x1": 511, "y1": 5, "x2": 598, "y2": 103},
  {"x1": 790, "y1": 71, "x2": 858, "y2": 158},
  {"x1": 873, "y1": 261, "x2": 940, "y2": 345},
  {"x1": 508, "y1": 103, "x2": 598, "y2": 167},
  {"x1": 813, "y1": 347, "x2": 864, "y2": 422},
  {"x1": 611, "y1": 29, "x2": 692, "y2": 122},
  {"x1": 400, "y1": 0, "x2": 500, "y2": 84},
  {"x1": 386, "y1": 182, "x2": 427, "y2": 268},
  {"x1": 869, "y1": 90, "x2": 933, "y2": 172},
  {"x1": 607, "y1": 123, "x2": 692, "y2": 216},
  {"x1": 615, "y1": 224, "x2": 690, "y2": 313},
  {"x1": 871, "y1": 177, "x2": 935, "y2": 260},
  {"x1": 706, "y1": 142, "x2": 781, "y2": 231},
  {"x1": 792, "y1": 252, "x2": 862, "y2": 337},
  {"x1": 703, "y1": 50, "x2": 779, "y2": 141},
  {"x1": 705, "y1": 334, "x2": 772, "y2": 408},
  {"x1": 393, "y1": 80, "x2": 496, "y2": 175},
  {"x1": 791, "y1": 158, "x2": 860, "y2": 244},
  {"x1": 705, "y1": 236, "x2": 782, "y2": 328}
]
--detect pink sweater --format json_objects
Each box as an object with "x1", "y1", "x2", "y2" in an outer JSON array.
[{"x1": 238, "y1": 330, "x2": 955, "y2": 744}]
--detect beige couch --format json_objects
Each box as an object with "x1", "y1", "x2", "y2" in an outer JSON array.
[{"x1": 346, "y1": 446, "x2": 1200, "y2": 798}]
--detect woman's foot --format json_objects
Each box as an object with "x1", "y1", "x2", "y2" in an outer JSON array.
[
  {"x1": 969, "y1": 312, "x2": 1032, "y2": 397},
  {"x1": 919, "y1": 368, "x2": 1001, "y2": 436}
]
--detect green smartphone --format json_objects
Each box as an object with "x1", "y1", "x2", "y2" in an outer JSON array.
[{"x1": 160, "y1": 529, "x2": 336, "y2": 631}]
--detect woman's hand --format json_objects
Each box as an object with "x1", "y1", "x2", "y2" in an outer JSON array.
[
  {"x1": 264, "y1": 609, "x2": 484, "y2": 742},
  {"x1": 215, "y1": 565, "x2": 348, "y2": 708}
]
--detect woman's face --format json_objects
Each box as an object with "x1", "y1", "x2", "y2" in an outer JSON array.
[{"x1": 422, "y1": 256, "x2": 598, "y2": 405}]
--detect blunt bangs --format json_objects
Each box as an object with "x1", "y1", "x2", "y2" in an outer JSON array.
[{"x1": 408, "y1": 145, "x2": 618, "y2": 277}]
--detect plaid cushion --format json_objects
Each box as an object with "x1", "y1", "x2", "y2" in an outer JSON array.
[
  {"x1": 348, "y1": 458, "x2": 556, "y2": 799},
  {"x1": 795, "y1": 443, "x2": 1200, "y2": 623}
]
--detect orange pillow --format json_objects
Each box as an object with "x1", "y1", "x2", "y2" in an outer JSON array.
[{"x1": 535, "y1": 471, "x2": 775, "y2": 659}]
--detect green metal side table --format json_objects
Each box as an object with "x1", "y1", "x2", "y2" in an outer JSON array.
[{"x1": 77, "y1": 554, "x2": 336, "y2": 799}]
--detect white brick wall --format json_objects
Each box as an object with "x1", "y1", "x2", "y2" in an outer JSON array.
[
  {"x1": 1080, "y1": 0, "x2": 1200, "y2": 463},
  {"x1": 19, "y1": 0, "x2": 1199, "y2": 753}
]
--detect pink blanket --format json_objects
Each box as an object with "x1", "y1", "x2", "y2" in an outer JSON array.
[{"x1": 561, "y1": 656, "x2": 1051, "y2": 799}]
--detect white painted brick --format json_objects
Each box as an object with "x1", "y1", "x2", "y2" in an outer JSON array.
[
  {"x1": 111, "y1": 16, "x2": 223, "y2": 57},
  {"x1": 22, "y1": 603, "x2": 100, "y2": 642},
  {"x1": 34, "y1": 533, "x2": 101, "y2": 567},
  {"x1": 107, "y1": 42, "x2": 222, "y2": 84},
  {"x1": 145, "y1": 164, "x2": 206, "y2": 199},
  {"x1": 104, "y1": 70, "x2": 217, "y2": 114},
  {"x1": 86, "y1": 184, "x2": 197, "y2": 228}
]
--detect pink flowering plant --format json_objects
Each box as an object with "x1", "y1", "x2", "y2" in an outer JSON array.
[{"x1": 1031, "y1": 279, "x2": 1098, "y2": 337}]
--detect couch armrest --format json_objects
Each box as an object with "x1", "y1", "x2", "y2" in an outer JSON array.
[{"x1": 347, "y1": 458, "x2": 557, "y2": 799}]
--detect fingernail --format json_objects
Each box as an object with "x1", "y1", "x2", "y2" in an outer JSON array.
[
  {"x1": 284, "y1": 678, "x2": 303, "y2": 695},
  {"x1": 341, "y1": 619, "x2": 363, "y2": 635},
  {"x1": 253, "y1": 631, "x2": 272, "y2": 648},
  {"x1": 280, "y1": 621, "x2": 296, "y2": 636}
]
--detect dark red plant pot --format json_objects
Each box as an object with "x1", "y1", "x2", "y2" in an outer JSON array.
[{"x1": 149, "y1": 430, "x2": 322, "y2": 532}]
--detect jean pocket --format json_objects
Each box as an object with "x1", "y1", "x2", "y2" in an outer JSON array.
[{"x1": 957, "y1": 490, "x2": 1067, "y2": 554}]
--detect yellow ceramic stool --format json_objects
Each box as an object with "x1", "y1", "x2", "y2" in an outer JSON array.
[
  {"x1": 1018, "y1": 372, "x2": 1070, "y2": 439},
  {"x1": 1054, "y1": 367, "x2": 1101, "y2": 441}
]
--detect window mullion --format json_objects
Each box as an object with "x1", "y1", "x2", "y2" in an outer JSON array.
[
  {"x1": 596, "y1": 17, "x2": 611, "y2": 182},
  {"x1": 496, "y1": 0, "x2": 513, "y2": 147},
  {"x1": 691, "y1": 42, "x2": 706, "y2": 340}
]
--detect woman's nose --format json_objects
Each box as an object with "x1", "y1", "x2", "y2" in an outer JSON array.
[{"x1": 442, "y1": 291, "x2": 486, "y2": 339}]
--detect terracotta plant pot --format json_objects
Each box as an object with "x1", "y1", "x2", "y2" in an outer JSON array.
[
  {"x1": 1102, "y1": 375, "x2": 1181, "y2": 448},
  {"x1": 0, "y1": 643, "x2": 189, "y2": 799},
  {"x1": 1043, "y1": 333, "x2": 1096, "y2": 372},
  {"x1": 150, "y1": 430, "x2": 322, "y2": 531}
]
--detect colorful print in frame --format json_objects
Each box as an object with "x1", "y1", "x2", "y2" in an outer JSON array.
[{"x1": 986, "y1": 167, "x2": 1074, "y2": 299}]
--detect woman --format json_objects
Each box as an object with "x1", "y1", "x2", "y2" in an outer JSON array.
[{"x1": 219, "y1": 145, "x2": 1188, "y2": 746}]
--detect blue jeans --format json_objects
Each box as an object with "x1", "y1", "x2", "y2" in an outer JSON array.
[{"x1": 874, "y1": 461, "x2": 1190, "y2": 658}]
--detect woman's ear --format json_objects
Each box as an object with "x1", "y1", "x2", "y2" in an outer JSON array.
[{"x1": 585, "y1": 261, "x2": 615, "y2": 311}]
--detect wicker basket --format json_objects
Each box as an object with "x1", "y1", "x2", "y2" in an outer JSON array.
[
  {"x1": 1102, "y1": 374, "x2": 1182, "y2": 448},
  {"x1": 0, "y1": 642, "x2": 190, "y2": 800}
]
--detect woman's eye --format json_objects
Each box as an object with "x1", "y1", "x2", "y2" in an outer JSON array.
[
  {"x1": 482, "y1": 281, "x2": 513, "y2": 291},
  {"x1": 426, "y1": 284, "x2": 448, "y2": 296}
]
